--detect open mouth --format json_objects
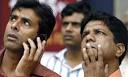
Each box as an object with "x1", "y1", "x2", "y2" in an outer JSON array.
[
  {"x1": 64, "y1": 35, "x2": 73, "y2": 39},
  {"x1": 7, "y1": 33, "x2": 18, "y2": 41}
]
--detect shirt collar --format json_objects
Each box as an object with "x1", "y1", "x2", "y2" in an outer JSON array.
[{"x1": 109, "y1": 69, "x2": 122, "y2": 77}]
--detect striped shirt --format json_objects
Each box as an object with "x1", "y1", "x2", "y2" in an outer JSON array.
[{"x1": 41, "y1": 48, "x2": 84, "y2": 77}]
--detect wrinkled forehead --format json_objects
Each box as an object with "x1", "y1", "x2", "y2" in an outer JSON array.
[{"x1": 84, "y1": 20, "x2": 109, "y2": 30}]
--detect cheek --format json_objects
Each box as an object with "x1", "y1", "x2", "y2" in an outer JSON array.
[
  {"x1": 20, "y1": 30, "x2": 37, "y2": 42},
  {"x1": 61, "y1": 28, "x2": 66, "y2": 35},
  {"x1": 75, "y1": 34, "x2": 81, "y2": 41},
  {"x1": 100, "y1": 40, "x2": 116, "y2": 59},
  {"x1": 5, "y1": 23, "x2": 10, "y2": 32},
  {"x1": 4, "y1": 24, "x2": 11, "y2": 38},
  {"x1": 74, "y1": 28, "x2": 81, "y2": 38},
  {"x1": 81, "y1": 39, "x2": 86, "y2": 48}
]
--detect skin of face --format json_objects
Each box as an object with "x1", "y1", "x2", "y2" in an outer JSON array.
[
  {"x1": 61, "y1": 12, "x2": 84, "y2": 48},
  {"x1": 4, "y1": 8, "x2": 40, "y2": 52},
  {"x1": 81, "y1": 20, "x2": 118, "y2": 64}
]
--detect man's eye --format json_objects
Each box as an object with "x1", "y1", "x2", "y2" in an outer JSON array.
[
  {"x1": 95, "y1": 30, "x2": 106, "y2": 35},
  {"x1": 24, "y1": 21, "x2": 30, "y2": 26},
  {"x1": 23, "y1": 20, "x2": 31, "y2": 26},
  {"x1": 10, "y1": 16, "x2": 17, "y2": 22},
  {"x1": 82, "y1": 32, "x2": 89, "y2": 38},
  {"x1": 62, "y1": 22, "x2": 69, "y2": 27},
  {"x1": 72, "y1": 22, "x2": 80, "y2": 27}
]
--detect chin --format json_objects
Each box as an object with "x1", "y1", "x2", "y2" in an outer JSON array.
[{"x1": 4, "y1": 42, "x2": 23, "y2": 51}]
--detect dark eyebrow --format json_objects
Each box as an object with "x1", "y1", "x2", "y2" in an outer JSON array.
[
  {"x1": 11, "y1": 13, "x2": 32, "y2": 24},
  {"x1": 63, "y1": 21, "x2": 81, "y2": 25},
  {"x1": 10, "y1": 14, "x2": 17, "y2": 18},
  {"x1": 22, "y1": 17, "x2": 32, "y2": 24},
  {"x1": 81, "y1": 31, "x2": 89, "y2": 38},
  {"x1": 95, "y1": 28, "x2": 106, "y2": 32}
]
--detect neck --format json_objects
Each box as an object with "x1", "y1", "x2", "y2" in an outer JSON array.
[
  {"x1": 1, "y1": 49, "x2": 22, "y2": 73},
  {"x1": 106, "y1": 59, "x2": 120, "y2": 76},
  {"x1": 65, "y1": 46, "x2": 82, "y2": 68}
]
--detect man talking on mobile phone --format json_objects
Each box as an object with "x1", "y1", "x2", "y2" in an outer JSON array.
[{"x1": 0, "y1": 0, "x2": 60, "y2": 77}]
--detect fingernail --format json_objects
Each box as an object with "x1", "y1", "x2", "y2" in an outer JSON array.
[
  {"x1": 23, "y1": 42, "x2": 26, "y2": 46},
  {"x1": 43, "y1": 40, "x2": 46, "y2": 44},
  {"x1": 28, "y1": 38, "x2": 31, "y2": 41},
  {"x1": 86, "y1": 43, "x2": 90, "y2": 47},
  {"x1": 37, "y1": 37, "x2": 40, "y2": 40},
  {"x1": 98, "y1": 44, "x2": 101, "y2": 48},
  {"x1": 83, "y1": 48, "x2": 86, "y2": 51}
]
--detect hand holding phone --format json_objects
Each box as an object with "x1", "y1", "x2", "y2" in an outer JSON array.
[{"x1": 15, "y1": 37, "x2": 46, "y2": 76}]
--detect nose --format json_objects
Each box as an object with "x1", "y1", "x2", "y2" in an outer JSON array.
[
  {"x1": 65, "y1": 23, "x2": 73, "y2": 32},
  {"x1": 11, "y1": 20, "x2": 20, "y2": 31},
  {"x1": 85, "y1": 33, "x2": 96, "y2": 43}
]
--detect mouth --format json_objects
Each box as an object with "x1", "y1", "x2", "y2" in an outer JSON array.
[
  {"x1": 64, "y1": 35, "x2": 73, "y2": 40},
  {"x1": 7, "y1": 33, "x2": 18, "y2": 41}
]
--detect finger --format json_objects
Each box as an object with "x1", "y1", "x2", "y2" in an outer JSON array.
[
  {"x1": 41, "y1": 39, "x2": 46, "y2": 52},
  {"x1": 28, "y1": 38, "x2": 36, "y2": 60},
  {"x1": 82, "y1": 48, "x2": 90, "y2": 65},
  {"x1": 82, "y1": 61, "x2": 86, "y2": 71},
  {"x1": 86, "y1": 43, "x2": 96, "y2": 62},
  {"x1": 94, "y1": 45, "x2": 98, "y2": 60},
  {"x1": 22, "y1": 42, "x2": 29, "y2": 58},
  {"x1": 34, "y1": 37, "x2": 46, "y2": 61},
  {"x1": 104, "y1": 64, "x2": 108, "y2": 77},
  {"x1": 97, "y1": 44, "x2": 103, "y2": 62}
]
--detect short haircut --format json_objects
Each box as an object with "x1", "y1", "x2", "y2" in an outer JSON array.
[
  {"x1": 61, "y1": 1, "x2": 91, "y2": 20},
  {"x1": 80, "y1": 11, "x2": 128, "y2": 64},
  {"x1": 12, "y1": 0, "x2": 55, "y2": 40}
]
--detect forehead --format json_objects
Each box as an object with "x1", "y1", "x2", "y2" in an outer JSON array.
[
  {"x1": 12, "y1": 8, "x2": 40, "y2": 22},
  {"x1": 63, "y1": 12, "x2": 84, "y2": 22},
  {"x1": 84, "y1": 20, "x2": 110, "y2": 31}
]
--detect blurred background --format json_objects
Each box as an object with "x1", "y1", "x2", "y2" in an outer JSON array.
[{"x1": 0, "y1": 0, "x2": 128, "y2": 53}]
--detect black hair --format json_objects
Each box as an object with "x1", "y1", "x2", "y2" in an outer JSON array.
[
  {"x1": 12, "y1": 0, "x2": 55, "y2": 40},
  {"x1": 80, "y1": 11, "x2": 128, "y2": 65},
  {"x1": 61, "y1": 1, "x2": 91, "y2": 21}
]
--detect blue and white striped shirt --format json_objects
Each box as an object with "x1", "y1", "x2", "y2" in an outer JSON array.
[{"x1": 41, "y1": 48, "x2": 84, "y2": 77}]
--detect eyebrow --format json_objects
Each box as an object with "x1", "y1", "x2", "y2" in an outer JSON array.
[
  {"x1": 22, "y1": 17, "x2": 32, "y2": 24},
  {"x1": 12, "y1": 12, "x2": 33, "y2": 23}
]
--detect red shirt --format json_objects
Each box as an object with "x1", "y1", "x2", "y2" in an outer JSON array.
[{"x1": 0, "y1": 49, "x2": 60, "y2": 77}]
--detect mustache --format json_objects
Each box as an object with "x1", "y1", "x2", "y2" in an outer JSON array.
[{"x1": 7, "y1": 33, "x2": 18, "y2": 39}]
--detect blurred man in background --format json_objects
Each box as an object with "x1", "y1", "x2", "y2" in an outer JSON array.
[{"x1": 41, "y1": 1, "x2": 91, "y2": 77}]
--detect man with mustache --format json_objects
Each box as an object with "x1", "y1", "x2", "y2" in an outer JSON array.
[{"x1": 81, "y1": 11, "x2": 128, "y2": 77}]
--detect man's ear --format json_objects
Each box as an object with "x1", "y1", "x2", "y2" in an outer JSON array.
[{"x1": 115, "y1": 43, "x2": 125, "y2": 57}]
